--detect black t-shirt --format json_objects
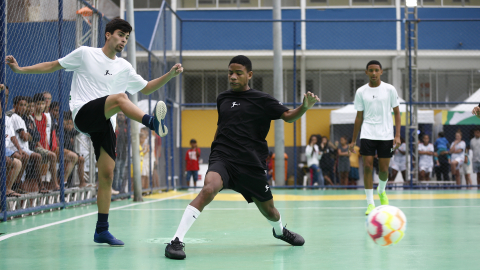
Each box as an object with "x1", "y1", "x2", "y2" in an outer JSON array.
[
  {"x1": 210, "y1": 89, "x2": 289, "y2": 169},
  {"x1": 22, "y1": 115, "x2": 40, "y2": 151}
]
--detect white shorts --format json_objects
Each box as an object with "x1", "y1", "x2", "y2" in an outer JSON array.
[
  {"x1": 419, "y1": 166, "x2": 433, "y2": 173},
  {"x1": 391, "y1": 162, "x2": 406, "y2": 172},
  {"x1": 463, "y1": 163, "x2": 473, "y2": 175},
  {"x1": 452, "y1": 157, "x2": 464, "y2": 171}
]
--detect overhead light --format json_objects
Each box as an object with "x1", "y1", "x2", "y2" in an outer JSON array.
[{"x1": 406, "y1": 0, "x2": 417, "y2": 7}]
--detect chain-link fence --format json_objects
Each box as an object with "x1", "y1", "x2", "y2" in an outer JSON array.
[{"x1": 0, "y1": 0, "x2": 182, "y2": 221}]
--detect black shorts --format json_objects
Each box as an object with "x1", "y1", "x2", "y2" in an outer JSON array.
[
  {"x1": 207, "y1": 156, "x2": 272, "y2": 203},
  {"x1": 360, "y1": 139, "x2": 394, "y2": 158},
  {"x1": 74, "y1": 96, "x2": 116, "y2": 162}
]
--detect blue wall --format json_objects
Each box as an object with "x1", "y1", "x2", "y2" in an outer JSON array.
[{"x1": 133, "y1": 8, "x2": 480, "y2": 51}]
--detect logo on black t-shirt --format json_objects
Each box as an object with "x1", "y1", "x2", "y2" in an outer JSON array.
[
  {"x1": 265, "y1": 185, "x2": 270, "y2": 192},
  {"x1": 231, "y1": 102, "x2": 240, "y2": 108},
  {"x1": 104, "y1": 70, "x2": 112, "y2": 76}
]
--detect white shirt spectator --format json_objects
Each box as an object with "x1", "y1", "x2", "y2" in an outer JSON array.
[
  {"x1": 451, "y1": 141, "x2": 466, "y2": 162},
  {"x1": 9, "y1": 113, "x2": 30, "y2": 151},
  {"x1": 305, "y1": 144, "x2": 321, "y2": 167},
  {"x1": 393, "y1": 143, "x2": 406, "y2": 165},
  {"x1": 469, "y1": 137, "x2": 480, "y2": 163},
  {"x1": 353, "y1": 81, "x2": 400, "y2": 140},
  {"x1": 418, "y1": 143, "x2": 434, "y2": 169},
  {"x1": 5, "y1": 116, "x2": 16, "y2": 150}
]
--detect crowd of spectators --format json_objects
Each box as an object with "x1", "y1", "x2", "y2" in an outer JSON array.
[{"x1": 2, "y1": 86, "x2": 166, "y2": 197}]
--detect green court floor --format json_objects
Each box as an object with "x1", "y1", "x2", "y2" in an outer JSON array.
[{"x1": 1, "y1": 190, "x2": 480, "y2": 270}]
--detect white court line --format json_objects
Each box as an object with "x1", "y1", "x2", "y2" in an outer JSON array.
[
  {"x1": 0, "y1": 192, "x2": 193, "y2": 242},
  {"x1": 117, "y1": 205, "x2": 480, "y2": 211}
]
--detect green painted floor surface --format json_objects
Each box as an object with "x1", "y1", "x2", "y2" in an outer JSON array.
[{"x1": 1, "y1": 190, "x2": 480, "y2": 270}]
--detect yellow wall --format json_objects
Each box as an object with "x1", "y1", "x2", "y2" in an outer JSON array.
[{"x1": 181, "y1": 108, "x2": 334, "y2": 148}]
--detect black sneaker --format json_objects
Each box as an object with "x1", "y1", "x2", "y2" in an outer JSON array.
[
  {"x1": 273, "y1": 226, "x2": 305, "y2": 246},
  {"x1": 165, "y1": 237, "x2": 186, "y2": 260}
]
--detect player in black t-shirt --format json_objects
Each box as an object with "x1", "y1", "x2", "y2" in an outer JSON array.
[{"x1": 165, "y1": 55, "x2": 320, "y2": 260}]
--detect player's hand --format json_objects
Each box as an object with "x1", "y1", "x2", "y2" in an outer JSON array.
[
  {"x1": 302, "y1": 91, "x2": 320, "y2": 110},
  {"x1": 169, "y1": 63, "x2": 183, "y2": 78},
  {"x1": 393, "y1": 136, "x2": 401, "y2": 150},
  {"x1": 472, "y1": 106, "x2": 480, "y2": 119},
  {"x1": 349, "y1": 142, "x2": 356, "y2": 153},
  {"x1": 5, "y1": 55, "x2": 22, "y2": 74}
]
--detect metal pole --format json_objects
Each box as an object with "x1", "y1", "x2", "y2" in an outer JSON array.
[
  {"x1": 179, "y1": 19, "x2": 184, "y2": 187},
  {"x1": 293, "y1": 22, "x2": 297, "y2": 188},
  {"x1": 170, "y1": 103, "x2": 175, "y2": 189},
  {"x1": 126, "y1": 0, "x2": 143, "y2": 201},
  {"x1": 58, "y1": 0, "x2": 66, "y2": 208},
  {"x1": 148, "y1": 53, "x2": 153, "y2": 192},
  {"x1": 0, "y1": 0, "x2": 7, "y2": 221},
  {"x1": 273, "y1": 0, "x2": 285, "y2": 186},
  {"x1": 127, "y1": 118, "x2": 132, "y2": 195}
]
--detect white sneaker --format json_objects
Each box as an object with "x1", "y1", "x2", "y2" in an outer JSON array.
[
  {"x1": 153, "y1": 101, "x2": 168, "y2": 137},
  {"x1": 111, "y1": 189, "x2": 120, "y2": 195}
]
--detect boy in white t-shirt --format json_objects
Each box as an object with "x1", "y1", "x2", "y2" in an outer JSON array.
[
  {"x1": 349, "y1": 60, "x2": 401, "y2": 216},
  {"x1": 418, "y1": 134, "x2": 434, "y2": 181},
  {"x1": 6, "y1": 18, "x2": 183, "y2": 246},
  {"x1": 449, "y1": 131, "x2": 466, "y2": 186}
]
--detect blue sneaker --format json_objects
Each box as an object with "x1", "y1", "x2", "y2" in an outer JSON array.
[
  {"x1": 94, "y1": 230, "x2": 124, "y2": 246},
  {"x1": 153, "y1": 101, "x2": 168, "y2": 137}
]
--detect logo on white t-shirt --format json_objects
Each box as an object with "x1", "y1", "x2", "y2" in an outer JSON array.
[{"x1": 104, "y1": 70, "x2": 112, "y2": 76}]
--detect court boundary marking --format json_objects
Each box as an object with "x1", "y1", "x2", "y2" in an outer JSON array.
[
  {"x1": 0, "y1": 192, "x2": 193, "y2": 242},
  {"x1": 116, "y1": 205, "x2": 480, "y2": 211}
]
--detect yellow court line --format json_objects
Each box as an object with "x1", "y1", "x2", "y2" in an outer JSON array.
[{"x1": 148, "y1": 192, "x2": 480, "y2": 201}]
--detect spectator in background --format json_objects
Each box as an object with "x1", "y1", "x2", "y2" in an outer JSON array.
[
  {"x1": 43, "y1": 91, "x2": 52, "y2": 114},
  {"x1": 185, "y1": 139, "x2": 201, "y2": 187},
  {"x1": 64, "y1": 112, "x2": 88, "y2": 188},
  {"x1": 1, "y1": 84, "x2": 23, "y2": 197},
  {"x1": 418, "y1": 134, "x2": 434, "y2": 181},
  {"x1": 152, "y1": 131, "x2": 162, "y2": 188},
  {"x1": 32, "y1": 93, "x2": 59, "y2": 190},
  {"x1": 26, "y1": 96, "x2": 35, "y2": 116},
  {"x1": 139, "y1": 129, "x2": 149, "y2": 189},
  {"x1": 463, "y1": 144, "x2": 473, "y2": 188},
  {"x1": 22, "y1": 97, "x2": 41, "y2": 153},
  {"x1": 319, "y1": 136, "x2": 336, "y2": 186},
  {"x1": 469, "y1": 128, "x2": 480, "y2": 184},
  {"x1": 113, "y1": 112, "x2": 128, "y2": 192},
  {"x1": 49, "y1": 101, "x2": 60, "y2": 133},
  {"x1": 434, "y1": 132, "x2": 450, "y2": 181},
  {"x1": 389, "y1": 137, "x2": 406, "y2": 182},
  {"x1": 337, "y1": 136, "x2": 350, "y2": 186},
  {"x1": 348, "y1": 139, "x2": 361, "y2": 185},
  {"x1": 449, "y1": 131, "x2": 466, "y2": 186},
  {"x1": 10, "y1": 95, "x2": 43, "y2": 192},
  {"x1": 305, "y1": 135, "x2": 323, "y2": 186}
]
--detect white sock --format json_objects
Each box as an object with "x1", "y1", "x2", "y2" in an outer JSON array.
[
  {"x1": 172, "y1": 205, "x2": 201, "y2": 242},
  {"x1": 378, "y1": 180, "x2": 387, "y2": 194},
  {"x1": 365, "y1": 189, "x2": 374, "y2": 206},
  {"x1": 268, "y1": 215, "x2": 284, "y2": 236}
]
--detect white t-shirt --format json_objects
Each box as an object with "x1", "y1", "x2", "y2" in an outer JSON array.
[
  {"x1": 305, "y1": 144, "x2": 321, "y2": 167},
  {"x1": 354, "y1": 82, "x2": 400, "y2": 140},
  {"x1": 9, "y1": 113, "x2": 30, "y2": 151},
  {"x1": 393, "y1": 143, "x2": 406, "y2": 165},
  {"x1": 451, "y1": 141, "x2": 466, "y2": 161},
  {"x1": 59, "y1": 46, "x2": 148, "y2": 132},
  {"x1": 5, "y1": 116, "x2": 16, "y2": 150},
  {"x1": 418, "y1": 143, "x2": 434, "y2": 168},
  {"x1": 469, "y1": 137, "x2": 480, "y2": 163}
]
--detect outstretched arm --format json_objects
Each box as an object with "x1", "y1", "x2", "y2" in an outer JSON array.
[
  {"x1": 141, "y1": 63, "x2": 184, "y2": 95},
  {"x1": 281, "y1": 91, "x2": 320, "y2": 123},
  {"x1": 6, "y1": 56, "x2": 64, "y2": 74},
  {"x1": 349, "y1": 111, "x2": 363, "y2": 153}
]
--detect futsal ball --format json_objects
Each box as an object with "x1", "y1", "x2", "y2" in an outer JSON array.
[{"x1": 366, "y1": 205, "x2": 407, "y2": 246}]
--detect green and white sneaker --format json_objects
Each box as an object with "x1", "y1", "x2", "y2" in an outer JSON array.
[
  {"x1": 378, "y1": 189, "x2": 389, "y2": 205},
  {"x1": 365, "y1": 204, "x2": 375, "y2": 216}
]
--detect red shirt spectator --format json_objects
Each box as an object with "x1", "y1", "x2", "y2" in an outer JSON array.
[{"x1": 186, "y1": 148, "x2": 200, "y2": 171}]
